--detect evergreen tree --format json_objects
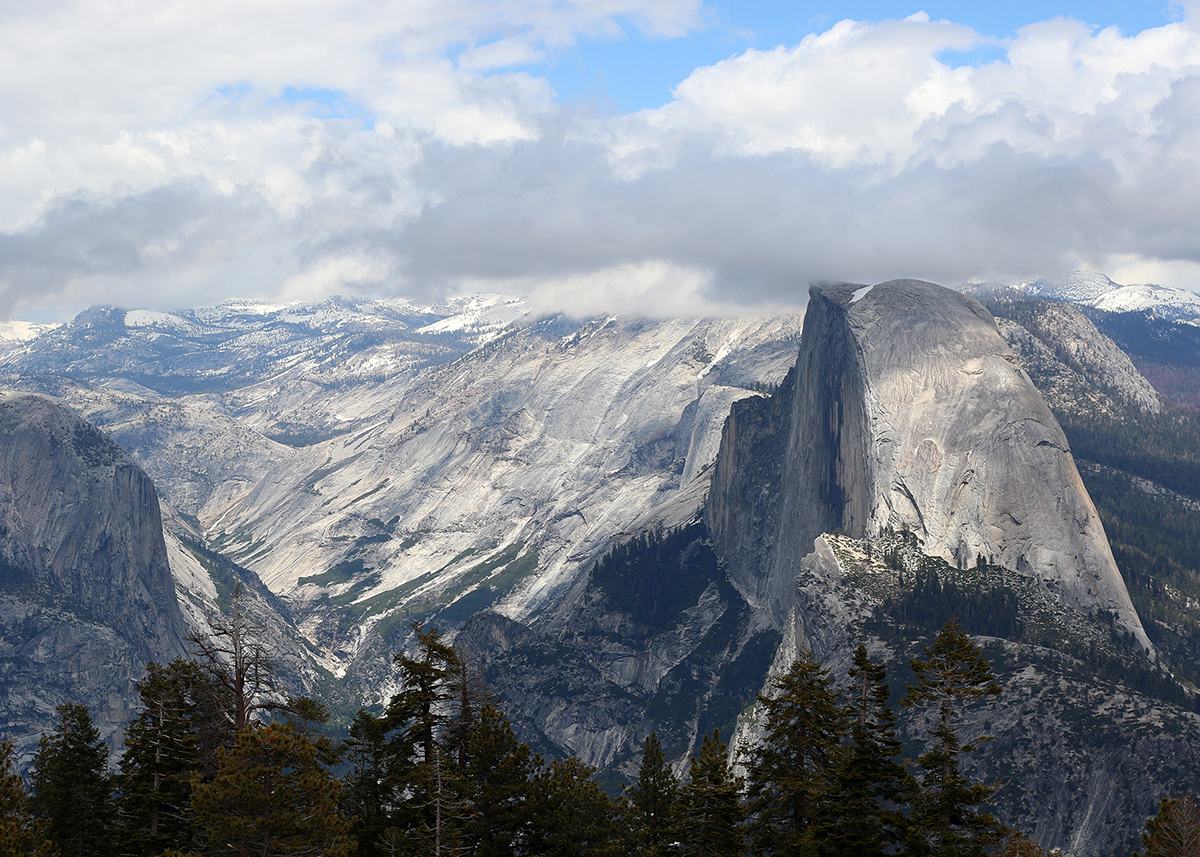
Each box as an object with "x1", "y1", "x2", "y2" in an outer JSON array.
[
  {"x1": 902, "y1": 618, "x2": 1005, "y2": 857},
  {"x1": 117, "y1": 658, "x2": 220, "y2": 856},
  {"x1": 746, "y1": 649, "x2": 848, "y2": 857},
  {"x1": 995, "y1": 831, "x2": 1049, "y2": 856},
  {"x1": 343, "y1": 708, "x2": 409, "y2": 857},
  {"x1": 390, "y1": 623, "x2": 461, "y2": 768},
  {"x1": 625, "y1": 732, "x2": 679, "y2": 857},
  {"x1": 824, "y1": 644, "x2": 913, "y2": 857},
  {"x1": 0, "y1": 740, "x2": 56, "y2": 857},
  {"x1": 186, "y1": 585, "x2": 284, "y2": 737},
  {"x1": 442, "y1": 650, "x2": 488, "y2": 771},
  {"x1": 384, "y1": 623, "x2": 466, "y2": 844},
  {"x1": 408, "y1": 745, "x2": 471, "y2": 857},
  {"x1": 189, "y1": 722, "x2": 354, "y2": 857},
  {"x1": 528, "y1": 757, "x2": 620, "y2": 857},
  {"x1": 1137, "y1": 796, "x2": 1200, "y2": 857},
  {"x1": 463, "y1": 703, "x2": 538, "y2": 857},
  {"x1": 676, "y1": 730, "x2": 744, "y2": 857},
  {"x1": 30, "y1": 703, "x2": 116, "y2": 857}
]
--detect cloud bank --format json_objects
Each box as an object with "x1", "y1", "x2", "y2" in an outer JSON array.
[{"x1": 3, "y1": 1, "x2": 1200, "y2": 318}]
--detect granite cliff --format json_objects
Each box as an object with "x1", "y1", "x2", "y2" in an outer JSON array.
[
  {"x1": 707, "y1": 279, "x2": 1150, "y2": 650},
  {"x1": 0, "y1": 392, "x2": 188, "y2": 757}
]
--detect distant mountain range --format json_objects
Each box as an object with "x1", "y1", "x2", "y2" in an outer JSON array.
[
  {"x1": 2, "y1": 276, "x2": 1200, "y2": 855},
  {"x1": 1005, "y1": 270, "x2": 1200, "y2": 325}
]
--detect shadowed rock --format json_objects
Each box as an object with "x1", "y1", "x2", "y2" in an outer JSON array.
[{"x1": 708, "y1": 279, "x2": 1150, "y2": 651}]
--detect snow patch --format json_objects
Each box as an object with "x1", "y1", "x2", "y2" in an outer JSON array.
[{"x1": 850, "y1": 285, "x2": 874, "y2": 304}]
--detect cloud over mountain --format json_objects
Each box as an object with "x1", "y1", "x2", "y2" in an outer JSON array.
[{"x1": 3, "y1": 1, "x2": 1200, "y2": 318}]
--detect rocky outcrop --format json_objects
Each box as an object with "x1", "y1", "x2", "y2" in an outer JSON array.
[
  {"x1": 708, "y1": 279, "x2": 1150, "y2": 650},
  {"x1": 0, "y1": 392, "x2": 188, "y2": 757}
]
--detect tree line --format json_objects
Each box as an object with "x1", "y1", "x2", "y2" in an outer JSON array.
[{"x1": 1, "y1": 614, "x2": 1194, "y2": 857}]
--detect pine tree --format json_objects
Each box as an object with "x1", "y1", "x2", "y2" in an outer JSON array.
[
  {"x1": 902, "y1": 618, "x2": 1005, "y2": 857},
  {"x1": 442, "y1": 649, "x2": 489, "y2": 771},
  {"x1": 1137, "y1": 796, "x2": 1200, "y2": 857},
  {"x1": 116, "y1": 658, "x2": 218, "y2": 856},
  {"x1": 384, "y1": 623, "x2": 466, "y2": 845},
  {"x1": 824, "y1": 644, "x2": 913, "y2": 857},
  {"x1": 390, "y1": 623, "x2": 461, "y2": 768},
  {"x1": 343, "y1": 708, "x2": 408, "y2": 857},
  {"x1": 995, "y1": 830, "x2": 1050, "y2": 856},
  {"x1": 528, "y1": 756, "x2": 620, "y2": 857},
  {"x1": 746, "y1": 649, "x2": 848, "y2": 857},
  {"x1": 463, "y1": 703, "x2": 538, "y2": 857},
  {"x1": 408, "y1": 745, "x2": 471, "y2": 857},
  {"x1": 186, "y1": 585, "x2": 284, "y2": 738},
  {"x1": 189, "y1": 722, "x2": 354, "y2": 857},
  {"x1": 625, "y1": 732, "x2": 679, "y2": 857},
  {"x1": 0, "y1": 740, "x2": 55, "y2": 857},
  {"x1": 30, "y1": 703, "x2": 116, "y2": 857},
  {"x1": 676, "y1": 730, "x2": 744, "y2": 857}
]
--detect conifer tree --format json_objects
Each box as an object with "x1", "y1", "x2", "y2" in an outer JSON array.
[
  {"x1": 1137, "y1": 796, "x2": 1200, "y2": 857},
  {"x1": 442, "y1": 649, "x2": 488, "y2": 771},
  {"x1": 824, "y1": 644, "x2": 913, "y2": 857},
  {"x1": 30, "y1": 703, "x2": 116, "y2": 857},
  {"x1": 528, "y1": 756, "x2": 620, "y2": 857},
  {"x1": 189, "y1": 722, "x2": 353, "y2": 857},
  {"x1": 625, "y1": 732, "x2": 679, "y2": 857},
  {"x1": 116, "y1": 658, "x2": 216, "y2": 856},
  {"x1": 463, "y1": 703, "x2": 538, "y2": 857},
  {"x1": 390, "y1": 623, "x2": 461, "y2": 768},
  {"x1": 902, "y1": 618, "x2": 1005, "y2": 857},
  {"x1": 409, "y1": 745, "x2": 471, "y2": 857},
  {"x1": 343, "y1": 708, "x2": 408, "y2": 857},
  {"x1": 186, "y1": 585, "x2": 286, "y2": 739},
  {"x1": 746, "y1": 649, "x2": 848, "y2": 856},
  {"x1": 384, "y1": 623, "x2": 466, "y2": 843},
  {"x1": 0, "y1": 740, "x2": 55, "y2": 857},
  {"x1": 676, "y1": 730, "x2": 743, "y2": 857}
]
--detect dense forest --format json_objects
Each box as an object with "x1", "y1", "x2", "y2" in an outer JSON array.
[{"x1": 1, "y1": 612, "x2": 1192, "y2": 857}]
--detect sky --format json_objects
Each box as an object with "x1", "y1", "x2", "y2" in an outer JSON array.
[{"x1": 2, "y1": 0, "x2": 1199, "y2": 321}]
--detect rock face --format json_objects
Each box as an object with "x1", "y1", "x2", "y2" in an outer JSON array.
[
  {"x1": 708, "y1": 279, "x2": 1150, "y2": 650},
  {"x1": 0, "y1": 392, "x2": 188, "y2": 757}
]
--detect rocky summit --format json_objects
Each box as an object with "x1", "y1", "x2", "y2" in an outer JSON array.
[
  {"x1": 708, "y1": 279, "x2": 1149, "y2": 649},
  {"x1": 2, "y1": 279, "x2": 1200, "y2": 855},
  {"x1": 0, "y1": 392, "x2": 188, "y2": 756}
]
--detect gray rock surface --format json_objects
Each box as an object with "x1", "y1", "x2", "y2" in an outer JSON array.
[
  {"x1": 708, "y1": 279, "x2": 1150, "y2": 651},
  {"x1": 0, "y1": 391, "x2": 189, "y2": 759}
]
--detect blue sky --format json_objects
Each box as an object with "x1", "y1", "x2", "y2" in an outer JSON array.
[
  {"x1": 3, "y1": 0, "x2": 1200, "y2": 319},
  {"x1": 543, "y1": 0, "x2": 1183, "y2": 112}
]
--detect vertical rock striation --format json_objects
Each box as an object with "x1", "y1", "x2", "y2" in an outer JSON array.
[
  {"x1": 707, "y1": 279, "x2": 1149, "y2": 650},
  {"x1": 0, "y1": 391, "x2": 188, "y2": 757}
]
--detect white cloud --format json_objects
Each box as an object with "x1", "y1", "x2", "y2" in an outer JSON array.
[{"x1": 3, "y1": 1, "x2": 1200, "y2": 320}]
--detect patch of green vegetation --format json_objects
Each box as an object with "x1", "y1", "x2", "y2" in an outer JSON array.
[
  {"x1": 1081, "y1": 466, "x2": 1200, "y2": 691},
  {"x1": 591, "y1": 522, "x2": 717, "y2": 627},
  {"x1": 208, "y1": 524, "x2": 269, "y2": 564},
  {"x1": 298, "y1": 559, "x2": 367, "y2": 587},
  {"x1": 439, "y1": 542, "x2": 523, "y2": 603},
  {"x1": 350, "y1": 481, "x2": 390, "y2": 505},
  {"x1": 344, "y1": 570, "x2": 440, "y2": 622},
  {"x1": 71, "y1": 422, "x2": 121, "y2": 467},
  {"x1": 327, "y1": 573, "x2": 382, "y2": 607},
  {"x1": 182, "y1": 541, "x2": 240, "y2": 609},
  {"x1": 355, "y1": 533, "x2": 391, "y2": 547},
  {"x1": 433, "y1": 586, "x2": 500, "y2": 625},
  {"x1": 487, "y1": 550, "x2": 540, "y2": 595},
  {"x1": 398, "y1": 534, "x2": 420, "y2": 550}
]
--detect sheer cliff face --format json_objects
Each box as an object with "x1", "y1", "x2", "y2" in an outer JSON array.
[
  {"x1": 708, "y1": 279, "x2": 1149, "y2": 649},
  {"x1": 0, "y1": 392, "x2": 187, "y2": 754}
]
